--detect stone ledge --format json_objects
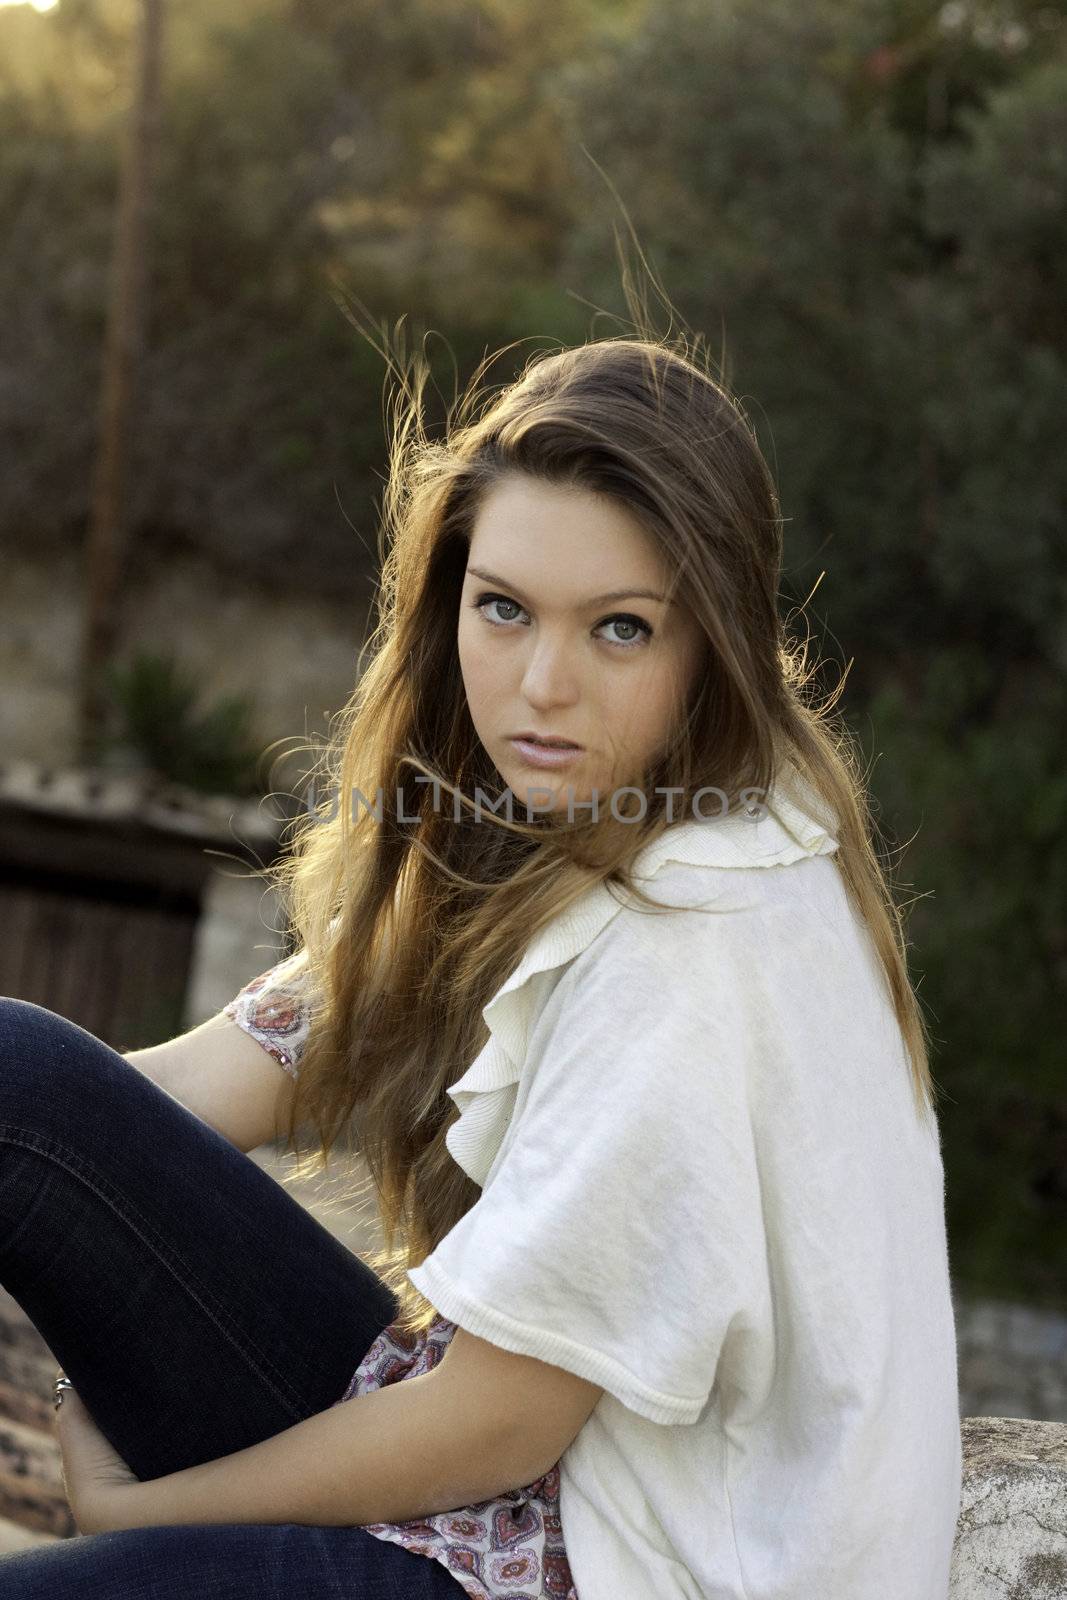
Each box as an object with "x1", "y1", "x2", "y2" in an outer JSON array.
[{"x1": 950, "y1": 1415, "x2": 1067, "y2": 1599}]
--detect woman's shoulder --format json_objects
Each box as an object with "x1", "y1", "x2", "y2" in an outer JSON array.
[
  {"x1": 627, "y1": 772, "x2": 839, "y2": 885},
  {"x1": 602, "y1": 823, "x2": 844, "y2": 957}
]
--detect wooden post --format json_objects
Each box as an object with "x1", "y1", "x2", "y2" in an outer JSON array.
[{"x1": 77, "y1": 0, "x2": 164, "y2": 767}]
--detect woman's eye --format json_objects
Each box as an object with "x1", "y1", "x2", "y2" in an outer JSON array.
[
  {"x1": 470, "y1": 593, "x2": 652, "y2": 650},
  {"x1": 598, "y1": 615, "x2": 653, "y2": 648},
  {"x1": 476, "y1": 595, "x2": 524, "y2": 625}
]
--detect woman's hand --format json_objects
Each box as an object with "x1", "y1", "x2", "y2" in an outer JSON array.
[{"x1": 53, "y1": 1376, "x2": 145, "y2": 1534}]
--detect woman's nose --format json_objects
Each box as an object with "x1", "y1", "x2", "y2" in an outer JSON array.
[{"x1": 519, "y1": 634, "x2": 582, "y2": 706}]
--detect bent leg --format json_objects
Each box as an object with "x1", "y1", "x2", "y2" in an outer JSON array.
[{"x1": 0, "y1": 998, "x2": 399, "y2": 1483}]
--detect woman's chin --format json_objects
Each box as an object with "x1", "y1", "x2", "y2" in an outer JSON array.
[
  {"x1": 490, "y1": 747, "x2": 643, "y2": 817},
  {"x1": 505, "y1": 773, "x2": 602, "y2": 817}
]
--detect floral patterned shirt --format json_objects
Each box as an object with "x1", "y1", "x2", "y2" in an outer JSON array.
[
  {"x1": 331, "y1": 1316, "x2": 577, "y2": 1599},
  {"x1": 223, "y1": 959, "x2": 578, "y2": 1600},
  {"x1": 221, "y1": 954, "x2": 310, "y2": 1082}
]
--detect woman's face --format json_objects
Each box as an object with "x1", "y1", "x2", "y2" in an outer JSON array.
[{"x1": 457, "y1": 473, "x2": 706, "y2": 815}]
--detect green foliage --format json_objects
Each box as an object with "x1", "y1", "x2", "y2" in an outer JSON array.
[
  {"x1": 862, "y1": 664, "x2": 1067, "y2": 1309},
  {"x1": 103, "y1": 650, "x2": 265, "y2": 797}
]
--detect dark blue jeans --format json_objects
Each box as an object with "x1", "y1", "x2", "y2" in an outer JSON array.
[{"x1": 0, "y1": 998, "x2": 467, "y2": 1597}]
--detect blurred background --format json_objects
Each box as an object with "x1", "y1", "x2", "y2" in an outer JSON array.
[{"x1": 0, "y1": 0, "x2": 1065, "y2": 1539}]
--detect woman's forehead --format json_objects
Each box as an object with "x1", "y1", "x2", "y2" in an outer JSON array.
[{"x1": 467, "y1": 477, "x2": 674, "y2": 602}]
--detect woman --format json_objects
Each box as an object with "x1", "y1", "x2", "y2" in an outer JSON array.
[{"x1": 0, "y1": 334, "x2": 962, "y2": 1598}]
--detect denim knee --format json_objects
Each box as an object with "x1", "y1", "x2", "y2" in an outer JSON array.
[
  {"x1": 0, "y1": 996, "x2": 70, "y2": 1094},
  {"x1": 0, "y1": 997, "x2": 139, "y2": 1153}
]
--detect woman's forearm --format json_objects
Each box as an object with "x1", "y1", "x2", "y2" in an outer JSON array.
[{"x1": 114, "y1": 1367, "x2": 524, "y2": 1531}]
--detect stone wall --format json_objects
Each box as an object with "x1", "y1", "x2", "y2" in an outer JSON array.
[{"x1": 0, "y1": 548, "x2": 371, "y2": 772}]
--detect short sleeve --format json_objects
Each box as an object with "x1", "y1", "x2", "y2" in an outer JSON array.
[
  {"x1": 406, "y1": 896, "x2": 773, "y2": 1426},
  {"x1": 222, "y1": 946, "x2": 314, "y2": 1082}
]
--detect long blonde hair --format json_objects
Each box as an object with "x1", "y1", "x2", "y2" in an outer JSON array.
[{"x1": 264, "y1": 318, "x2": 938, "y2": 1336}]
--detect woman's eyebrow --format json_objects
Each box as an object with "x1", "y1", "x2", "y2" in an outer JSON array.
[{"x1": 465, "y1": 565, "x2": 669, "y2": 607}]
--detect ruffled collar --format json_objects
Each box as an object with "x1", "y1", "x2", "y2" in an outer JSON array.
[{"x1": 439, "y1": 765, "x2": 839, "y2": 1186}]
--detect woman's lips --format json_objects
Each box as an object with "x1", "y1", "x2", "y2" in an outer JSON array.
[{"x1": 509, "y1": 737, "x2": 584, "y2": 769}]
